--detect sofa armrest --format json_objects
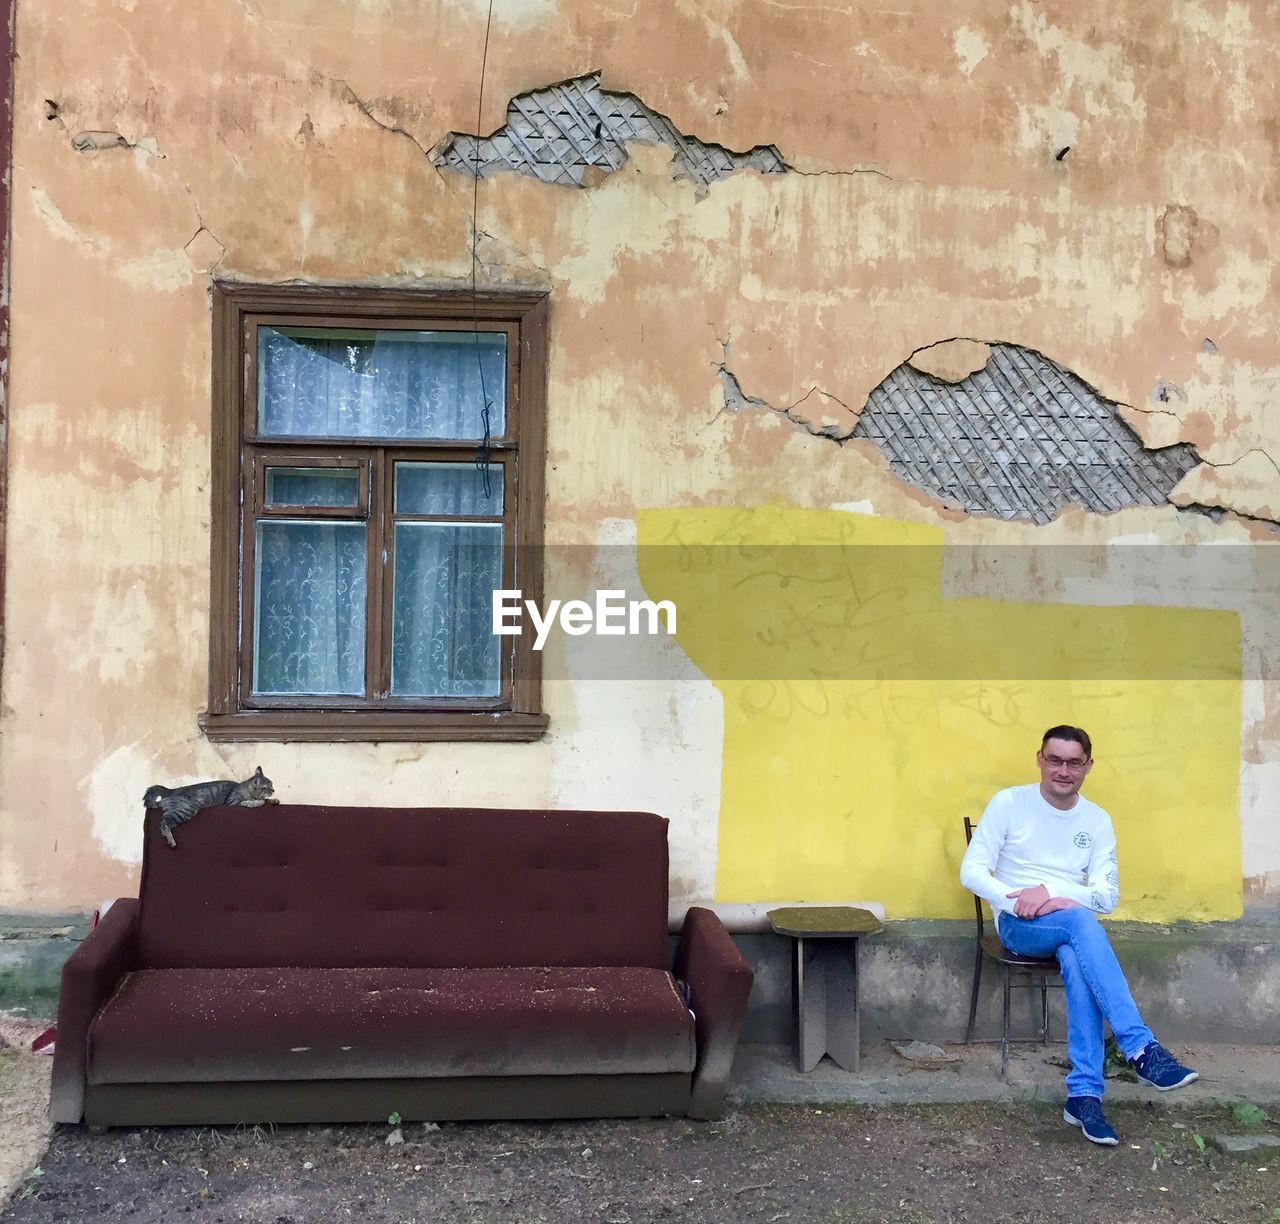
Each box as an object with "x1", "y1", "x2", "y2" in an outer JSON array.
[
  {"x1": 674, "y1": 906, "x2": 754, "y2": 1120},
  {"x1": 49, "y1": 899, "x2": 139, "y2": 1123}
]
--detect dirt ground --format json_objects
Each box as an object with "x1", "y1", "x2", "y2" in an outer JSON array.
[
  {"x1": 3, "y1": 1023, "x2": 1277, "y2": 1222},
  {"x1": 0, "y1": 1033, "x2": 52, "y2": 1215},
  {"x1": 1, "y1": 1100, "x2": 1277, "y2": 1224}
]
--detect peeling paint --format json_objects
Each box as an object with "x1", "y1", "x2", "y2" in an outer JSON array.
[
  {"x1": 952, "y1": 27, "x2": 989, "y2": 76},
  {"x1": 30, "y1": 187, "x2": 90, "y2": 248},
  {"x1": 71, "y1": 130, "x2": 129, "y2": 153},
  {"x1": 721, "y1": 343, "x2": 1204, "y2": 524},
  {"x1": 547, "y1": 519, "x2": 723, "y2": 914},
  {"x1": 1159, "y1": 203, "x2": 1200, "y2": 268},
  {"x1": 82, "y1": 743, "x2": 152, "y2": 866},
  {"x1": 444, "y1": 0, "x2": 558, "y2": 30},
  {"x1": 858, "y1": 345, "x2": 1204, "y2": 523},
  {"x1": 833, "y1": 499, "x2": 876, "y2": 516},
  {"x1": 435, "y1": 74, "x2": 787, "y2": 192},
  {"x1": 907, "y1": 338, "x2": 992, "y2": 383},
  {"x1": 1150, "y1": 380, "x2": 1187, "y2": 404},
  {"x1": 117, "y1": 247, "x2": 199, "y2": 292},
  {"x1": 1011, "y1": 1, "x2": 1147, "y2": 124}
]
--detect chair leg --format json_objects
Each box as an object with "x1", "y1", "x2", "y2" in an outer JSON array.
[
  {"x1": 965, "y1": 947, "x2": 983, "y2": 1044},
  {"x1": 1040, "y1": 979, "x2": 1050, "y2": 1045},
  {"x1": 1001, "y1": 969, "x2": 1011, "y2": 1078}
]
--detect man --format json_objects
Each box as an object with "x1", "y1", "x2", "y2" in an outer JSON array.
[{"x1": 959, "y1": 725, "x2": 1198, "y2": 1145}]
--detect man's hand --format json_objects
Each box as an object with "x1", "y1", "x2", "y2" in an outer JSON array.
[
  {"x1": 1031, "y1": 896, "x2": 1080, "y2": 916},
  {"x1": 1006, "y1": 885, "x2": 1082, "y2": 918},
  {"x1": 1006, "y1": 883, "x2": 1050, "y2": 918}
]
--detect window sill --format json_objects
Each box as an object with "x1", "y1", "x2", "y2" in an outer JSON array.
[{"x1": 199, "y1": 709, "x2": 550, "y2": 743}]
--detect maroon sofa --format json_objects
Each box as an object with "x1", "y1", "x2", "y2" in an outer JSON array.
[{"x1": 51, "y1": 806, "x2": 754, "y2": 1127}]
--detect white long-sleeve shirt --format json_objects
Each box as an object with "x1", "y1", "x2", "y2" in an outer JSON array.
[{"x1": 960, "y1": 784, "x2": 1120, "y2": 918}]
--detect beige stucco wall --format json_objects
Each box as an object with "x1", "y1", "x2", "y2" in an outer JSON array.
[{"x1": 1, "y1": 0, "x2": 1277, "y2": 915}]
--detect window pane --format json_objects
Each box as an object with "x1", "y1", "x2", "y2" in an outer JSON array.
[
  {"x1": 391, "y1": 523, "x2": 502, "y2": 697},
  {"x1": 395, "y1": 462, "x2": 504, "y2": 516},
  {"x1": 257, "y1": 327, "x2": 506, "y2": 440},
  {"x1": 253, "y1": 521, "x2": 367, "y2": 695},
  {"x1": 265, "y1": 467, "x2": 360, "y2": 507}
]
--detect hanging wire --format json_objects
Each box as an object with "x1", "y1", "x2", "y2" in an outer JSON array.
[{"x1": 470, "y1": 0, "x2": 497, "y2": 501}]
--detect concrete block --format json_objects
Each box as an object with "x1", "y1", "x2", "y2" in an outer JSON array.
[{"x1": 1209, "y1": 1133, "x2": 1280, "y2": 1157}]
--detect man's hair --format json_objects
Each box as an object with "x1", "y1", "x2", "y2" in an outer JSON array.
[{"x1": 1041, "y1": 724, "x2": 1092, "y2": 759}]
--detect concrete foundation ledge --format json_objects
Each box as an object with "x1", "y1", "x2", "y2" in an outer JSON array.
[
  {"x1": 730, "y1": 1040, "x2": 1280, "y2": 1108},
  {"x1": 0, "y1": 912, "x2": 90, "y2": 1021},
  {"x1": 735, "y1": 918, "x2": 1280, "y2": 1047}
]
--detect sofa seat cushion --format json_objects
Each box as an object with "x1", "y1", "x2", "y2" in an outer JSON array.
[{"x1": 88, "y1": 967, "x2": 696, "y2": 1084}]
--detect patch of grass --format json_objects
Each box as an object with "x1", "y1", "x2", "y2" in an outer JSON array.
[
  {"x1": 1102, "y1": 1036, "x2": 1138, "y2": 1083},
  {"x1": 816, "y1": 1205, "x2": 934, "y2": 1224},
  {"x1": 1228, "y1": 1101, "x2": 1268, "y2": 1129},
  {"x1": 226, "y1": 1121, "x2": 278, "y2": 1144},
  {"x1": 16, "y1": 1165, "x2": 45, "y2": 1202}
]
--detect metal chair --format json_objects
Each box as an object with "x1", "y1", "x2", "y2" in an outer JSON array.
[{"x1": 963, "y1": 816, "x2": 1063, "y2": 1077}]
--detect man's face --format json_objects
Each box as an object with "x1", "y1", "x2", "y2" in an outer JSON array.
[{"x1": 1037, "y1": 736, "x2": 1092, "y2": 803}]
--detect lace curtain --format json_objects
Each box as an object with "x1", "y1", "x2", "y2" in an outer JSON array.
[
  {"x1": 257, "y1": 328, "x2": 506, "y2": 438},
  {"x1": 254, "y1": 521, "x2": 367, "y2": 695},
  {"x1": 392, "y1": 524, "x2": 502, "y2": 696},
  {"x1": 251, "y1": 329, "x2": 506, "y2": 699}
]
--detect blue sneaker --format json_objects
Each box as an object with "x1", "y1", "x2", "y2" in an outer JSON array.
[
  {"x1": 1132, "y1": 1041, "x2": 1199, "y2": 1091},
  {"x1": 1063, "y1": 1096, "x2": 1119, "y2": 1146}
]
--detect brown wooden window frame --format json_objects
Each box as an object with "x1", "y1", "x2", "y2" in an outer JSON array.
[{"x1": 201, "y1": 283, "x2": 549, "y2": 743}]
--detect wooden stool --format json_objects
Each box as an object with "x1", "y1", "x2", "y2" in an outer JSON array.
[{"x1": 768, "y1": 906, "x2": 885, "y2": 1072}]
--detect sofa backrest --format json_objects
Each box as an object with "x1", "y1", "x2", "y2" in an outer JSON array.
[{"x1": 135, "y1": 806, "x2": 670, "y2": 971}]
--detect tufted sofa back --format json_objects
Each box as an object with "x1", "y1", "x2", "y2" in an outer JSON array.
[{"x1": 135, "y1": 806, "x2": 670, "y2": 971}]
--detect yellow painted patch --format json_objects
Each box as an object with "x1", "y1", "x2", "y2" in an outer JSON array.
[{"x1": 637, "y1": 506, "x2": 1242, "y2": 922}]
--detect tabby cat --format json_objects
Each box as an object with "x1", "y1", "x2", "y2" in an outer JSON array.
[{"x1": 143, "y1": 766, "x2": 277, "y2": 848}]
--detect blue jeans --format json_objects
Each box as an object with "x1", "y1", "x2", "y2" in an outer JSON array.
[{"x1": 997, "y1": 907, "x2": 1154, "y2": 1099}]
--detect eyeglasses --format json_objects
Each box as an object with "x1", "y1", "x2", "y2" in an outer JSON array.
[{"x1": 1041, "y1": 753, "x2": 1089, "y2": 771}]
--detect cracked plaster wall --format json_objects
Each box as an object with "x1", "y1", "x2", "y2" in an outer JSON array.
[{"x1": 2, "y1": 0, "x2": 1279, "y2": 916}]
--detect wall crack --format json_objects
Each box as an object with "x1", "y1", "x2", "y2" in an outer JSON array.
[
  {"x1": 790, "y1": 166, "x2": 895, "y2": 183},
  {"x1": 1175, "y1": 449, "x2": 1280, "y2": 525},
  {"x1": 338, "y1": 81, "x2": 439, "y2": 172},
  {"x1": 1178, "y1": 503, "x2": 1280, "y2": 532},
  {"x1": 183, "y1": 224, "x2": 227, "y2": 272},
  {"x1": 1125, "y1": 403, "x2": 1183, "y2": 422},
  {"x1": 474, "y1": 226, "x2": 551, "y2": 280},
  {"x1": 716, "y1": 363, "x2": 852, "y2": 442},
  {"x1": 336, "y1": 80, "x2": 552, "y2": 285},
  {"x1": 1191, "y1": 447, "x2": 1280, "y2": 476}
]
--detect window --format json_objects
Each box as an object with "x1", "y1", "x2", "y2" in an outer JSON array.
[{"x1": 202, "y1": 284, "x2": 549, "y2": 742}]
